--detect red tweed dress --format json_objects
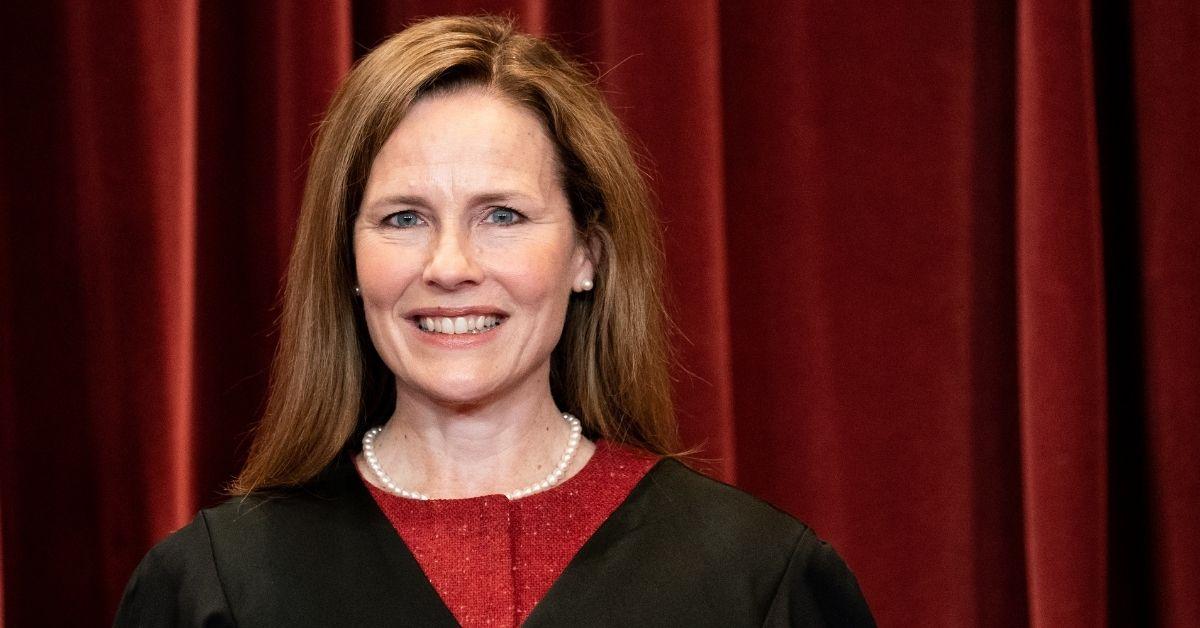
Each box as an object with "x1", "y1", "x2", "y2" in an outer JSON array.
[{"x1": 359, "y1": 439, "x2": 660, "y2": 627}]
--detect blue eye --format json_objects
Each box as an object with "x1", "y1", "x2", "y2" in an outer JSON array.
[
  {"x1": 485, "y1": 206, "x2": 522, "y2": 226},
  {"x1": 384, "y1": 211, "x2": 424, "y2": 228}
]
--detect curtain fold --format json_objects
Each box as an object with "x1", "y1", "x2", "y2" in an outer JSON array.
[
  {"x1": 1, "y1": 1, "x2": 1196, "y2": 626},
  {"x1": 591, "y1": 0, "x2": 739, "y2": 479},
  {"x1": 1131, "y1": 3, "x2": 1200, "y2": 626},
  {"x1": 1015, "y1": 1, "x2": 1108, "y2": 626},
  {"x1": 189, "y1": 0, "x2": 353, "y2": 520}
]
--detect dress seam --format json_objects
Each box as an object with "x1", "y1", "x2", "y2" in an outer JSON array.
[{"x1": 199, "y1": 509, "x2": 242, "y2": 627}]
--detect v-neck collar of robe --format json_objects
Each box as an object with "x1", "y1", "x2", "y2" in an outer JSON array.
[
  {"x1": 304, "y1": 448, "x2": 682, "y2": 626},
  {"x1": 360, "y1": 440, "x2": 658, "y2": 625}
]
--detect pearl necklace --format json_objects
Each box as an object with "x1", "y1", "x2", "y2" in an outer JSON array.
[{"x1": 361, "y1": 413, "x2": 583, "y2": 501}]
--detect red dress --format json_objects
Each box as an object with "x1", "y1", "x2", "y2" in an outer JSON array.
[{"x1": 359, "y1": 439, "x2": 660, "y2": 627}]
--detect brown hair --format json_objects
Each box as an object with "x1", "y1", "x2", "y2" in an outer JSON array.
[{"x1": 231, "y1": 15, "x2": 679, "y2": 494}]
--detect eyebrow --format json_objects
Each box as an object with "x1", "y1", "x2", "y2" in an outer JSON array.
[{"x1": 364, "y1": 191, "x2": 535, "y2": 213}]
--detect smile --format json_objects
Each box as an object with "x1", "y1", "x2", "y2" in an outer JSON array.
[{"x1": 416, "y1": 315, "x2": 506, "y2": 335}]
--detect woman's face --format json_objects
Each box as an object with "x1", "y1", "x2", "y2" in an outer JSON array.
[{"x1": 353, "y1": 88, "x2": 592, "y2": 407}]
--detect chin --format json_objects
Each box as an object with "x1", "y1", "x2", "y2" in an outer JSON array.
[{"x1": 403, "y1": 376, "x2": 505, "y2": 408}]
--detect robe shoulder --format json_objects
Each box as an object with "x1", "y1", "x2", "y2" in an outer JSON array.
[
  {"x1": 533, "y1": 458, "x2": 876, "y2": 627},
  {"x1": 112, "y1": 512, "x2": 235, "y2": 627},
  {"x1": 115, "y1": 460, "x2": 460, "y2": 627}
]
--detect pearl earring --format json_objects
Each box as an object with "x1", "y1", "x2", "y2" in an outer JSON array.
[
  {"x1": 353, "y1": 286, "x2": 361, "y2": 296},
  {"x1": 580, "y1": 279, "x2": 594, "y2": 291}
]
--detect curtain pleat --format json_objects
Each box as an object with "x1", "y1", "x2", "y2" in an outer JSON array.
[
  {"x1": 189, "y1": 0, "x2": 353, "y2": 516},
  {"x1": 1, "y1": 1, "x2": 1197, "y2": 626},
  {"x1": 591, "y1": 0, "x2": 738, "y2": 479},
  {"x1": 1015, "y1": 2, "x2": 1108, "y2": 626},
  {"x1": 66, "y1": 0, "x2": 201, "y2": 612},
  {"x1": 719, "y1": 3, "x2": 1050, "y2": 625},
  {"x1": 1131, "y1": 2, "x2": 1200, "y2": 626}
]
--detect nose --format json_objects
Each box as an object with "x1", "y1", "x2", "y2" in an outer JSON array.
[{"x1": 421, "y1": 226, "x2": 483, "y2": 289}]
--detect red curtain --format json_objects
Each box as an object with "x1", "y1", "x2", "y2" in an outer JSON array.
[{"x1": 1, "y1": 1, "x2": 1196, "y2": 626}]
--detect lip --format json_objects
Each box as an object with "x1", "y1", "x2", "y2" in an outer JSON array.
[{"x1": 404, "y1": 306, "x2": 509, "y2": 319}]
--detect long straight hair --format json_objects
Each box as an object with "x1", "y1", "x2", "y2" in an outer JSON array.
[{"x1": 230, "y1": 15, "x2": 680, "y2": 494}]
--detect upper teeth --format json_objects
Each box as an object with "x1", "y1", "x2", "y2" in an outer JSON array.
[{"x1": 418, "y1": 315, "x2": 503, "y2": 334}]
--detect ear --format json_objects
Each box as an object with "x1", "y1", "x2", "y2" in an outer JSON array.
[{"x1": 571, "y1": 230, "x2": 601, "y2": 291}]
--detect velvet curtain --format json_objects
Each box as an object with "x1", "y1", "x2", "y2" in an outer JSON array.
[{"x1": 1, "y1": 1, "x2": 1196, "y2": 626}]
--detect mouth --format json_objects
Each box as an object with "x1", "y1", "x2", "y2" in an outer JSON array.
[
  {"x1": 404, "y1": 306, "x2": 510, "y2": 339},
  {"x1": 413, "y1": 314, "x2": 507, "y2": 335}
]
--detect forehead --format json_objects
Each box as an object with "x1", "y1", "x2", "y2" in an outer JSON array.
[{"x1": 366, "y1": 88, "x2": 562, "y2": 193}]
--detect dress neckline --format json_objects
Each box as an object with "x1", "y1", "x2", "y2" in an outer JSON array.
[
  {"x1": 354, "y1": 438, "x2": 624, "y2": 504},
  {"x1": 357, "y1": 438, "x2": 664, "y2": 626}
]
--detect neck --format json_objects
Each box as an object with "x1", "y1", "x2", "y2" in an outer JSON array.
[{"x1": 360, "y1": 382, "x2": 595, "y2": 498}]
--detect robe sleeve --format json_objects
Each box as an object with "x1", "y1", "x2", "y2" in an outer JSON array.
[
  {"x1": 762, "y1": 527, "x2": 876, "y2": 627},
  {"x1": 113, "y1": 513, "x2": 237, "y2": 627}
]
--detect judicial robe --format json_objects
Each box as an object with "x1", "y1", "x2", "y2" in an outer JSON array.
[{"x1": 114, "y1": 454, "x2": 875, "y2": 627}]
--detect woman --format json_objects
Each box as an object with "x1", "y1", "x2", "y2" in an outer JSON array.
[{"x1": 116, "y1": 15, "x2": 874, "y2": 627}]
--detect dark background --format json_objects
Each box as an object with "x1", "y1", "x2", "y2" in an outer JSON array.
[{"x1": 1, "y1": 1, "x2": 1197, "y2": 626}]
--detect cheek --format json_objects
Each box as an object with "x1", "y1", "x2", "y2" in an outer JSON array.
[
  {"x1": 355, "y1": 238, "x2": 422, "y2": 301},
  {"x1": 481, "y1": 237, "x2": 575, "y2": 304}
]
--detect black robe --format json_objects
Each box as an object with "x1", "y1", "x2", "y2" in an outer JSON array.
[{"x1": 115, "y1": 455, "x2": 875, "y2": 627}]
